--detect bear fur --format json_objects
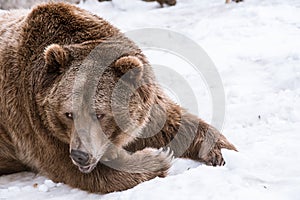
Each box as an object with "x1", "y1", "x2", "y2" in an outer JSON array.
[{"x1": 0, "y1": 3, "x2": 236, "y2": 193}]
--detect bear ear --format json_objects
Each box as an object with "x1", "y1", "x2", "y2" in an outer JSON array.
[
  {"x1": 114, "y1": 56, "x2": 143, "y2": 83},
  {"x1": 44, "y1": 44, "x2": 69, "y2": 74}
]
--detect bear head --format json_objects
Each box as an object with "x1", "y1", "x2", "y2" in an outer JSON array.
[{"x1": 37, "y1": 37, "x2": 156, "y2": 173}]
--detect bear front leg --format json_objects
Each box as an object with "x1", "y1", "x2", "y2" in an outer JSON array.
[
  {"x1": 160, "y1": 111, "x2": 237, "y2": 166},
  {"x1": 40, "y1": 144, "x2": 172, "y2": 193},
  {"x1": 0, "y1": 157, "x2": 29, "y2": 175},
  {"x1": 125, "y1": 104, "x2": 237, "y2": 166},
  {"x1": 180, "y1": 123, "x2": 237, "y2": 166},
  {"x1": 0, "y1": 126, "x2": 30, "y2": 175},
  {"x1": 102, "y1": 146, "x2": 173, "y2": 175}
]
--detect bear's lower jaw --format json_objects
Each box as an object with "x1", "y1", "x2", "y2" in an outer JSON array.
[
  {"x1": 70, "y1": 154, "x2": 101, "y2": 173},
  {"x1": 78, "y1": 164, "x2": 97, "y2": 174}
]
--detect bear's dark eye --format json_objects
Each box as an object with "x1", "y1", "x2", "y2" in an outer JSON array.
[
  {"x1": 65, "y1": 112, "x2": 73, "y2": 120},
  {"x1": 92, "y1": 114, "x2": 105, "y2": 121},
  {"x1": 96, "y1": 114, "x2": 105, "y2": 120}
]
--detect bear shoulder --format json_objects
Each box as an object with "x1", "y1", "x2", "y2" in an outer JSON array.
[{"x1": 20, "y1": 3, "x2": 120, "y2": 58}]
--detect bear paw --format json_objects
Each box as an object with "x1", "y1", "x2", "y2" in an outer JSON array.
[
  {"x1": 197, "y1": 126, "x2": 237, "y2": 166},
  {"x1": 133, "y1": 147, "x2": 174, "y2": 176},
  {"x1": 101, "y1": 145, "x2": 120, "y2": 162},
  {"x1": 198, "y1": 144, "x2": 226, "y2": 166},
  {"x1": 100, "y1": 147, "x2": 173, "y2": 178}
]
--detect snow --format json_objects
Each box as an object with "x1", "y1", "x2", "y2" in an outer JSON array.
[{"x1": 1, "y1": 0, "x2": 300, "y2": 199}]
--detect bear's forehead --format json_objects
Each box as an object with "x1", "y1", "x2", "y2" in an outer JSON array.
[{"x1": 57, "y1": 95, "x2": 110, "y2": 113}]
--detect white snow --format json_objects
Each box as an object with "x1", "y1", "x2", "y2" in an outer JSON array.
[{"x1": 1, "y1": 0, "x2": 300, "y2": 199}]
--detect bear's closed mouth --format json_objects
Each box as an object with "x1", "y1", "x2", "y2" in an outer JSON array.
[{"x1": 78, "y1": 164, "x2": 97, "y2": 174}]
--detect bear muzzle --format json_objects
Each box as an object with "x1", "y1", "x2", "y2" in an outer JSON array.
[{"x1": 70, "y1": 149, "x2": 98, "y2": 173}]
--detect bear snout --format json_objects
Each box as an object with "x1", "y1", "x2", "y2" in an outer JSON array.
[
  {"x1": 70, "y1": 149, "x2": 90, "y2": 166},
  {"x1": 70, "y1": 149, "x2": 99, "y2": 173}
]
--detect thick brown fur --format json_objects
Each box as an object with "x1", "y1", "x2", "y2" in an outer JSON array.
[{"x1": 0, "y1": 3, "x2": 236, "y2": 193}]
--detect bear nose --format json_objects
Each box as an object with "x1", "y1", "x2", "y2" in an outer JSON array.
[{"x1": 70, "y1": 149, "x2": 90, "y2": 166}]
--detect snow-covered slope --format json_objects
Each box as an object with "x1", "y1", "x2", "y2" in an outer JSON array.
[{"x1": 1, "y1": 0, "x2": 300, "y2": 199}]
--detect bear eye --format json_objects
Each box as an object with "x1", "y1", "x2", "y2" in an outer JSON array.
[
  {"x1": 65, "y1": 112, "x2": 73, "y2": 120},
  {"x1": 96, "y1": 114, "x2": 105, "y2": 120},
  {"x1": 92, "y1": 114, "x2": 105, "y2": 121}
]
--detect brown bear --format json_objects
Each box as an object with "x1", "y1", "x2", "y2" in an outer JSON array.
[
  {"x1": 0, "y1": 2, "x2": 236, "y2": 193},
  {"x1": 142, "y1": 0, "x2": 176, "y2": 7}
]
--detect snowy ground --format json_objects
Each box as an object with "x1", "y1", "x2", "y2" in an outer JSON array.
[{"x1": 1, "y1": 0, "x2": 300, "y2": 199}]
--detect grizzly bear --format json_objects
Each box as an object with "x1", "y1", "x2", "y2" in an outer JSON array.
[
  {"x1": 142, "y1": 0, "x2": 176, "y2": 7},
  {"x1": 0, "y1": 3, "x2": 236, "y2": 193}
]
